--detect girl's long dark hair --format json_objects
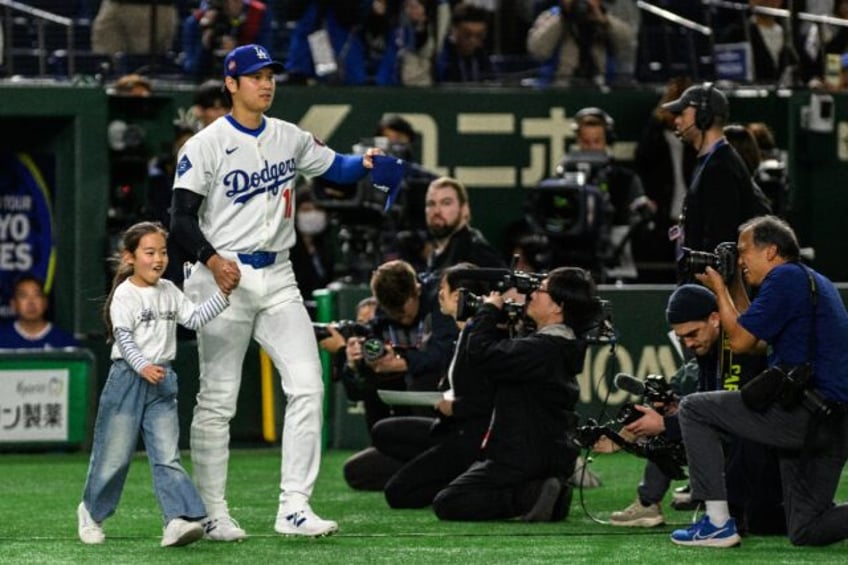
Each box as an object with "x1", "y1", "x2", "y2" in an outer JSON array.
[{"x1": 102, "y1": 221, "x2": 168, "y2": 343}]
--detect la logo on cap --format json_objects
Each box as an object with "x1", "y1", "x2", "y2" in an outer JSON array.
[{"x1": 253, "y1": 45, "x2": 269, "y2": 60}]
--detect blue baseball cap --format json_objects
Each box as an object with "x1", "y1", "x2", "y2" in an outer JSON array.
[{"x1": 224, "y1": 44, "x2": 284, "y2": 78}]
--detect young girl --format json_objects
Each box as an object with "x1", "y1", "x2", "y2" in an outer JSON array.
[{"x1": 77, "y1": 221, "x2": 236, "y2": 547}]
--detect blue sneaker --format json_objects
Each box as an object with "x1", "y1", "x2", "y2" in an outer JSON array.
[{"x1": 670, "y1": 515, "x2": 741, "y2": 548}]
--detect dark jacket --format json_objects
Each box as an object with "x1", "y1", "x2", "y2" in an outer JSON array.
[
  {"x1": 427, "y1": 225, "x2": 506, "y2": 275},
  {"x1": 465, "y1": 304, "x2": 583, "y2": 474},
  {"x1": 431, "y1": 324, "x2": 496, "y2": 438},
  {"x1": 682, "y1": 141, "x2": 770, "y2": 253}
]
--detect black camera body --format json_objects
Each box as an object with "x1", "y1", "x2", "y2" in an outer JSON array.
[
  {"x1": 616, "y1": 374, "x2": 676, "y2": 424},
  {"x1": 576, "y1": 373, "x2": 686, "y2": 479},
  {"x1": 456, "y1": 290, "x2": 526, "y2": 323},
  {"x1": 313, "y1": 320, "x2": 372, "y2": 343},
  {"x1": 678, "y1": 241, "x2": 738, "y2": 283}
]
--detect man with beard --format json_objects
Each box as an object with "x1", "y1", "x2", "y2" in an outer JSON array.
[{"x1": 424, "y1": 176, "x2": 506, "y2": 275}]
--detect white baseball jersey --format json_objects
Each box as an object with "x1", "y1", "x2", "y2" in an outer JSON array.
[{"x1": 174, "y1": 115, "x2": 336, "y2": 254}]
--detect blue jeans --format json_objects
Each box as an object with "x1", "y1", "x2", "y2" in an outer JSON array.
[{"x1": 82, "y1": 360, "x2": 206, "y2": 523}]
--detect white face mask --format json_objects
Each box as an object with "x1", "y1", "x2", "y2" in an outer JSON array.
[{"x1": 297, "y1": 209, "x2": 327, "y2": 235}]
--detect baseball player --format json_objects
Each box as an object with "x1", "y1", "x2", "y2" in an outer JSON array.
[{"x1": 170, "y1": 44, "x2": 380, "y2": 540}]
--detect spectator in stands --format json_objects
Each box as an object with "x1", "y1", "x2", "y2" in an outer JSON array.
[
  {"x1": 435, "y1": 3, "x2": 493, "y2": 83},
  {"x1": 284, "y1": 1, "x2": 370, "y2": 85},
  {"x1": 181, "y1": 0, "x2": 274, "y2": 79},
  {"x1": 718, "y1": 0, "x2": 797, "y2": 84},
  {"x1": 424, "y1": 176, "x2": 506, "y2": 276},
  {"x1": 723, "y1": 124, "x2": 762, "y2": 177},
  {"x1": 633, "y1": 77, "x2": 697, "y2": 282},
  {"x1": 92, "y1": 0, "x2": 178, "y2": 55},
  {"x1": 376, "y1": 0, "x2": 439, "y2": 86},
  {"x1": 191, "y1": 79, "x2": 231, "y2": 128},
  {"x1": 825, "y1": 0, "x2": 848, "y2": 56},
  {"x1": 0, "y1": 275, "x2": 78, "y2": 350},
  {"x1": 110, "y1": 73, "x2": 152, "y2": 97},
  {"x1": 526, "y1": 0, "x2": 634, "y2": 86}
]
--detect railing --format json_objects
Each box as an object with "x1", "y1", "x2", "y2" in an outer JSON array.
[{"x1": 1, "y1": 0, "x2": 74, "y2": 77}]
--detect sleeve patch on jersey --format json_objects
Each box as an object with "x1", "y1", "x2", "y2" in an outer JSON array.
[{"x1": 177, "y1": 154, "x2": 193, "y2": 177}]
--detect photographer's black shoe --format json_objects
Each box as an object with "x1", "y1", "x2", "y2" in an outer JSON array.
[{"x1": 520, "y1": 477, "x2": 563, "y2": 522}]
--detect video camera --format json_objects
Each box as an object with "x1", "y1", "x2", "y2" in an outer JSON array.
[
  {"x1": 575, "y1": 373, "x2": 687, "y2": 480},
  {"x1": 450, "y1": 267, "x2": 544, "y2": 324},
  {"x1": 613, "y1": 373, "x2": 677, "y2": 424},
  {"x1": 451, "y1": 265, "x2": 617, "y2": 344},
  {"x1": 678, "y1": 241, "x2": 737, "y2": 284}
]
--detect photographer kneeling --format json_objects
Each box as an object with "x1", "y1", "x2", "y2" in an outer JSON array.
[
  {"x1": 673, "y1": 215, "x2": 848, "y2": 548},
  {"x1": 610, "y1": 285, "x2": 783, "y2": 534},
  {"x1": 432, "y1": 266, "x2": 599, "y2": 522}
]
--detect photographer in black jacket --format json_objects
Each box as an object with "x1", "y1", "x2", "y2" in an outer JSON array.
[{"x1": 432, "y1": 266, "x2": 598, "y2": 522}]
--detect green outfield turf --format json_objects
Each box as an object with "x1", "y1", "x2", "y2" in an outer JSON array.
[{"x1": 1, "y1": 447, "x2": 846, "y2": 564}]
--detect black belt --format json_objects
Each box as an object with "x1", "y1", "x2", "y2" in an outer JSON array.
[{"x1": 237, "y1": 251, "x2": 277, "y2": 269}]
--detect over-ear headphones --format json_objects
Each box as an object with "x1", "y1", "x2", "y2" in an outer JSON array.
[
  {"x1": 573, "y1": 107, "x2": 616, "y2": 145},
  {"x1": 695, "y1": 82, "x2": 715, "y2": 131}
]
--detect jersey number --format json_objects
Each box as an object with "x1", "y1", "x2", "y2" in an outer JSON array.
[{"x1": 282, "y1": 187, "x2": 293, "y2": 218}]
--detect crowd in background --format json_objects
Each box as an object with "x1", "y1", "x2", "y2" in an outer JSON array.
[{"x1": 5, "y1": 1, "x2": 848, "y2": 90}]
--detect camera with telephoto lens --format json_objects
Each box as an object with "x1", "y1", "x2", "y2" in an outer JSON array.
[
  {"x1": 677, "y1": 241, "x2": 738, "y2": 284},
  {"x1": 455, "y1": 290, "x2": 526, "y2": 323},
  {"x1": 313, "y1": 320, "x2": 372, "y2": 343},
  {"x1": 453, "y1": 266, "x2": 544, "y2": 323}
]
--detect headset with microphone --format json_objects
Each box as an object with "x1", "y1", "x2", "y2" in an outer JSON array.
[
  {"x1": 694, "y1": 81, "x2": 716, "y2": 131},
  {"x1": 573, "y1": 107, "x2": 616, "y2": 145}
]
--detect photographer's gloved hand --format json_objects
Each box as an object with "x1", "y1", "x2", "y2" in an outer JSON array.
[{"x1": 623, "y1": 405, "x2": 665, "y2": 437}]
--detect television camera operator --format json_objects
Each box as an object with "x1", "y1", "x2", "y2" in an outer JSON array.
[
  {"x1": 520, "y1": 107, "x2": 653, "y2": 279},
  {"x1": 606, "y1": 285, "x2": 783, "y2": 535},
  {"x1": 432, "y1": 266, "x2": 601, "y2": 522},
  {"x1": 674, "y1": 215, "x2": 848, "y2": 548}
]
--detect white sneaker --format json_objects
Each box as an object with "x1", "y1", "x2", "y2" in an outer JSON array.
[
  {"x1": 77, "y1": 502, "x2": 105, "y2": 545},
  {"x1": 275, "y1": 504, "x2": 338, "y2": 537},
  {"x1": 161, "y1": 518, "x2": 203, "y2": 547},
  {"x1": 202, "y1": 515, "x2": 247, "y2": 542}
]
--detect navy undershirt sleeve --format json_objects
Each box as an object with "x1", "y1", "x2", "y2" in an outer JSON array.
[{"x1": 320, "y1": 154, "x2": 368, "y2": 184}]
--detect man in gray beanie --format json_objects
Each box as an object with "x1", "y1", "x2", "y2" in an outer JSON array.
[{"x1": 609, "y1": 284, "x2": 783, "y2": 535}]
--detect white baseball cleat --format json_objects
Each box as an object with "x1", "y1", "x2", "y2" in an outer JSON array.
[
  {"x1": 275, "y1": 504, "x2": 338, "y2": 537},
  {"x1": 202, "y1": 515, "x2": 247, "y2": 542}
]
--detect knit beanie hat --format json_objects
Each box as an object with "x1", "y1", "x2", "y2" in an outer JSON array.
[{"x1": 665, "y1": 284, "x2": 717, "y2": 325}]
